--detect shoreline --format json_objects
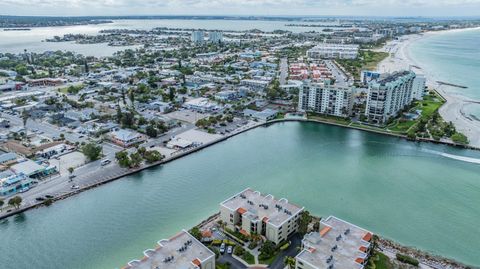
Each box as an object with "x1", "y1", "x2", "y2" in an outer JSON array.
[
  {"x1": 2, "y1": 117, "x2": 478, "y2": 220},
  {"x1": 377, "y1": 27, "x2": 480, "y2": 147}
]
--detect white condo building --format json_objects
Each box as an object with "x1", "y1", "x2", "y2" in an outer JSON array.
[
  {"x1": 125, "y1": 230, "x2": 215, "y2": 269},
  {"x1": 307, "y1": 44, "x2": 359, "y2": 60},
  {"x1": 411, "y1": 75, "x2": 427, "y2": 100},
  {"x1": 220, "y1": 188, "x2": 304, "y2": 244},
  {"x1": 191, "y1": 31, "x2": 205, "y2": 44},
  {"x1": 295, "y1": 216, "x2": 374, "y2": 269},
  {"x1": 208, "y1": 31, "x2": 224, "y2": 43},
  {"x1": 365, "y1": 71, "x2": 417, "y2": 124},
  {"x1": 298, "y1": 83, "x2": 354, "y2": 118}
]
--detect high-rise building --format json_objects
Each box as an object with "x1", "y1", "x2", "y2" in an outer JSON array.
[
  {"x1": 208, "y1": 31, "x2": 223, "y2": 44},
  {"x1": 191, "y1": 31, "x2": 205, "y2": 45},
  {"x1": 411, "y1": 75, "x2": 427, "y2": 100},
  {"x1": 298, "y1": 83, "x2": 354, "y2": 118},
  {"x1": 365, "y1": 71, "x2": 416, "y2": 124}
]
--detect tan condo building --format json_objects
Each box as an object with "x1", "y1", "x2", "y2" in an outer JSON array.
[{"x1": 220, "y1": 188, "x2": 304, "y2": 244}]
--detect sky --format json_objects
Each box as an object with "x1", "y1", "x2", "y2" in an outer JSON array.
[{"x1": 1, "y1": 0, "x2": 480, "y2": 17}]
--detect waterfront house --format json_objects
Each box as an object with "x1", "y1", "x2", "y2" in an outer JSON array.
[
  {"x1": 295, "y1": 216, "x2": 373, "y2": 269},
  {"x1": 220, "y1": 188, "x2": 304, "y2": 244}
]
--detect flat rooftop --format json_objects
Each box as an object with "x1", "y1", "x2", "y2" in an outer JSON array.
[
  {"x1": 220, "y1": 188, "x2": 303, "y2": 227},
  {"x1": 296, "y1": 216, "x2": 373, "y2": 269},
  {"x1": 125, "y1": 230, "x2": 214, "y2": 269}
]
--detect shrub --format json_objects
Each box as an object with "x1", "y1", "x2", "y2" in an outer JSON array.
[
  {"x1": 233, "y1": 246, "x2": 245, "y2": 256},
  {"x1": 279, "y1": 242, "x2": 290, "y2": 251},
  {"x1": 396, "y1": 253, "x2": 419, "y2": 266}
]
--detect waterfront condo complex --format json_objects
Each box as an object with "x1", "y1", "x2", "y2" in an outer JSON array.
[
  {"x1": 124, "y1": 230, "x2": 216, "y2": 269},
  {"x1": 298, "y1": 83, "x2": 354, "y2": 118},
  {"x1": 220, "y1": 188, "x2": 304, "y2": 244},
  {"x1": 295, "y1": 216, "x2": 374, "y2": 269},
  {"x1": 307, "y1": 44, "x2": 359, "y2": 60},
  {"x1": 365, "y1": 71, "x2": 425, "y2": 124}
]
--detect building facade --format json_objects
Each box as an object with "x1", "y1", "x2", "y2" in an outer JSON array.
[
  {"x1": 298, "y1": 83, "x2": 354, "y2": 118},
  {"x1": 365, "y1": 71, "x2": 416, "y2": 124},
  {"x1": 220, "y1": 188, "x2": 304, "y2": 245}
]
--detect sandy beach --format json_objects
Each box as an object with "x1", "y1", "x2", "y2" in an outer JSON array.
[{"x1": 376, "y1": 28, "x2": 480, "y2": 148}]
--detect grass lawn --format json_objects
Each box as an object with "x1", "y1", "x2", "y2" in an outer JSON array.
[
  {"x1": 242, "y1": 252, "x2": 255, "y2": 264},
  {"x1": 387, "y1": 119, "x2": 417, "y2": 133},
  {"x1": 367, "y1": 252, "x2": 394, "y2": 269},
  {"x1": 259, "y1": 252, "x2": 280, "y2": 265},
  {"x1": 337, "y1": 50, "x2": 389, "y2": 80}
]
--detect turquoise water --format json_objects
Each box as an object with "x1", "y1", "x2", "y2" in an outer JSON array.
[
  {"x1": 409, "y1": 28, "x2": 480, "y2": 119},
  {"x1": 0, "y1": 122, "x2": 479, "y2": 268}
]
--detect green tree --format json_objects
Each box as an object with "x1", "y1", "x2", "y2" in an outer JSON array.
[
  {"x1": 68, "y1": 167, "x2": 74, "y2": 175},
  {"x1": 8, "y1": 196, "x2": 22, "y2": 209},
  {"x1": 0, "y1": 199, "x2": 4, "y2": 211},
  {"x1": 129, "y1": 152, "x2": 143, "y2": 168},
  {"x1": 284, "y1": 256, "x2": 296, "y2": 268},
  {"x1": 146, "y1": 125, "x2": 158, "y2": 138},
  {"x1": 82, "y1": 143, "x2": 102, "y2": 161},
  {"x1": 189, "y1": 226, "x2": 202, "y2": 241},
  {"x1": 299, "y1": 211, "x2": 312, "y2": 235},
  {"x1": 115, "y1": 151, "x2": 131, "y2": 167},
  {"x1": 144, "y1": 150, "x2": 163, "y2": 163},
  {"x1": 451, "y1": 132, "x2": 469, "y2": 144}
]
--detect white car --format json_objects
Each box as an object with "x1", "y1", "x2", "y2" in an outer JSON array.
[
  {"x1": 71, "y1": 185, "x2": 80, "y2": 190},
  {"x1": 227, "y1": 246, "x2": 233, "y2": 254}
]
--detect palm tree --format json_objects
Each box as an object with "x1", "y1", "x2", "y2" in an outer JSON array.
[{"x1": 21, "y1": 109, "x2": 30, "y2": 140}]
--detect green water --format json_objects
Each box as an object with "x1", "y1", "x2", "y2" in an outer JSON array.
[{"x1": 1, "y1": 122, "x2": 479, "y2": 268}]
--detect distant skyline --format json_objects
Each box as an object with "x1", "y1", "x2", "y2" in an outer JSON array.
[{"x1": 1, "y1": 0, "x2": 480, "y2": 17}]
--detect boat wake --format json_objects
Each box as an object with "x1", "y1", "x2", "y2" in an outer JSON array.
[{"x1": 423, "y1": 149, "x2": 480, "y2": 164}]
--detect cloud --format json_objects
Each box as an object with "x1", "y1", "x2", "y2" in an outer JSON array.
[{"x1": 2, "y1": 0, "x2": 480, "y2": 16}]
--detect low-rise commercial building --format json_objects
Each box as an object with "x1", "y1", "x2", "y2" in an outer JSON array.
[
  {"x1": 109, "y1": 129, "x2": 145, "y2": 148},
  {"x1": 183, "y1": 98, "x2": 220, "y2": 113},
  {"x1": 125, "y1": 230, "x2": 215, "y2": 269},
  {"x1": 298, "y1": 83, "x2": 354, "y2": 118},
  {"x1": 0, "y1": 170, "x2": 31, "y2": 196},
  {"x1": 295, "y1": 216, "x2": 374, "y2": 269},
  {"x1": 220, "y1": 188, "x2": 304, "y2": 244}
]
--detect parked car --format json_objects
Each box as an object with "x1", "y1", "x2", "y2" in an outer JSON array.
[
  {"x1": 71, "y1": 185, "x2": 80, "y2": 190},
  {"x1": 227, "y1": 246, "x2": 233, "y2": 254},
  {"x1": 101, "y1": 159, "x2": 111, "y2": 166},
  {"x1": 219, "y1": 243, "x2": 226, "y2": 254}
]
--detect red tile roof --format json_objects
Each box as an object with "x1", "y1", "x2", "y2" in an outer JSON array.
[
  {"x1": 362, "y1": 232, "x2": 373, "y2": 242},
  {"x1": 359, "y1": 246, "x2": 368, "y2": 253},
  {"x1": 320, "y1": 226, "x2": 332, "y2": 237},
  {"x1": 355, "y1": 257, "x2": 365, "y2": 264},
  {"x1": 237, "y1": 207, "x2": 247, "y2": 214},
  {"x1": 192, "y1": 258, "x2": 201, "y2": 267}
]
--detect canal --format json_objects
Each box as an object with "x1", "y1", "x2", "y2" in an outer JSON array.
[{"x1": 0, "y1": 122, "x2": 479, "y2": 268}]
